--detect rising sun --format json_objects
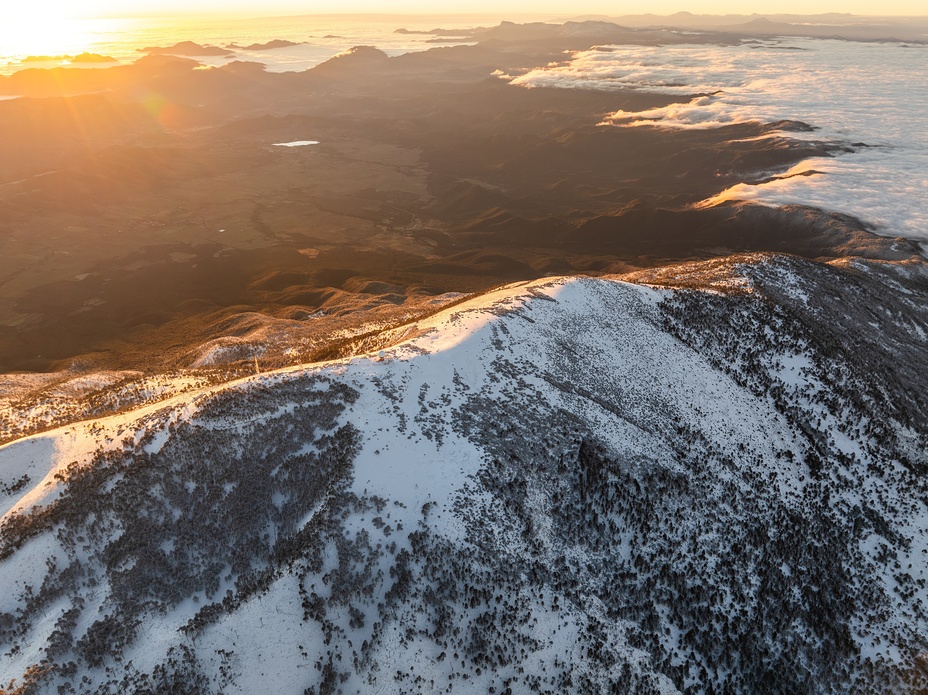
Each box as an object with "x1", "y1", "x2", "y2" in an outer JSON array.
[{"x1": 0, "y1": 3, "x2": 112, "y2": 58}]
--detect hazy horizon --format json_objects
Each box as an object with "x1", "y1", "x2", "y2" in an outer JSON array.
[{"x1": 6, "y1": 2, "x2": 928, "y2": 20}]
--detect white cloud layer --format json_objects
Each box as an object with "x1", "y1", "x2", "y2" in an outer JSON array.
[{"x1": 514, "y1": 39, "x2": 928, "y2": 245}]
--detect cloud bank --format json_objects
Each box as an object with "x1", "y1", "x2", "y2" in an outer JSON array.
[{"x1": 514, "y1": 39, "x2": 928, "y2": 245}]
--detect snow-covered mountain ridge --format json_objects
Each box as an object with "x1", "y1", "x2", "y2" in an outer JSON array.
[{"x1": 1, "y1": 253, "x2": 927, "y2": 693}]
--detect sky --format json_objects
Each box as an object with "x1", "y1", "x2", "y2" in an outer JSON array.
[{"x1": 3, "y1": 0, "x2": 926, "y2": 19}]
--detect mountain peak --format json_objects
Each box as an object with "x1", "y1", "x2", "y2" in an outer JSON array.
[{"x1": 2, "y1": 255, "x2": 928, "y2": 692}]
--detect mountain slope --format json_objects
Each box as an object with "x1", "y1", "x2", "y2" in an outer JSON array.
[{"x1": 1, "y1": 254, "x2": 927, "y2": 693}]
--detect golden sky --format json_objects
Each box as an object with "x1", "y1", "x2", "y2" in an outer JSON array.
[{"x1": 4, "y1": 0, "x2": 926, "y2": 18}]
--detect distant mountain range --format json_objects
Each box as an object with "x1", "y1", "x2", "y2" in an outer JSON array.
[
  {"x1": 565, "y1": 12, "x2": 928, "y2": 42},
  {"x1": 2, "y1": 252, "x2": 927, "y2": 692}
]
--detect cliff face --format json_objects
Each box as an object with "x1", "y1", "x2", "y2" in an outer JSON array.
[{"x1": 1, "y1": 253, "x2": 927, "y2": 693}]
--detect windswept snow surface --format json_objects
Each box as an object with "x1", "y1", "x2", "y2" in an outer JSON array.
[{"x1": 1, "y1": 257, "x2": 928, "y2": 693}]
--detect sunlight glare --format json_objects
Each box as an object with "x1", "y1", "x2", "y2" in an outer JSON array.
[{"x1": 0, "y1": 2, "x2": 116, "y2": 58}]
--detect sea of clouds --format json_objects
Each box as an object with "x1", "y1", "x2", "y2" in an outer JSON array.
[
  {"x1": 0, "y1": 17, "x2": 476, "y2": 76},
  {"x1": 513, "y1": 38, "x2": 928, "y2": 246}
]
